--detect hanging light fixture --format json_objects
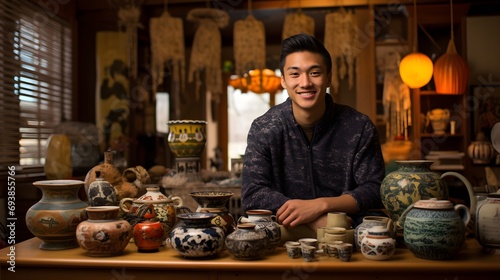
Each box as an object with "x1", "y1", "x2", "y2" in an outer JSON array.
[
  {"x1": 229, "y1": 69, "x2": 282, "y2": 94},
  {"x1": 399, "y1": 0, "x2": 433, "y2": 89},
  {"x1": 433, "y1": 0, "x2": 469, "y2": 95}
]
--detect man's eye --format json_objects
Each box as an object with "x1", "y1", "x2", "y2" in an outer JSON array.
[{"x1": 310, "y1": 71, "x2": 321, "y2": 76}]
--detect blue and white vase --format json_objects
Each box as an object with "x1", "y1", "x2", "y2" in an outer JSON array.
[{"x1": 169, "y1": 212, "x2": 225, "y2": 258}]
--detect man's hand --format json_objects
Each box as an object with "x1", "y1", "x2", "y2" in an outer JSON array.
[{"x1": 276, "y1": 199, "x2": 326, "y2": 229}]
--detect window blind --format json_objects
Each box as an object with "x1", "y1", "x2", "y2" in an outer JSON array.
[{"x1": 0, "y1": 0, "x2": 72, "y2": 175}]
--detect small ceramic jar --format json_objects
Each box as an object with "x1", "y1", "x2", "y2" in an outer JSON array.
[
  {"x1": 360, "y1": 226, "x2": 395, "y2": 261},
  {"x1": 169, "y1": 212, "x2": 225, "y2": 258},
  {"x1": 475, "y1": 193, "x2": 500, "y2": 249},
  {"x1": 225, "y1": 223, "x2": 267, "y2": 260},
  {"x1": 133, "y1": 204, "x2": 164, "y2": 252},
  {"x1": 239, "y1": 209, "x2": 281, "y2": 254}
]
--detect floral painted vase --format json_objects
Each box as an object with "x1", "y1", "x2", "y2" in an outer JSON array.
[
  {"x1": 76, "y1": 206, "x2": 133, "y2": 257},
  {"x1": 399, "y1": 198, "x2": 470, "y2": 260},
  {"x1": 167, "y1": 120, "x2": 207, "y2": 158},
  {"x1": 225, "y1": 223, "x2": 268, "y2": 260},
  {"x1": 25, "y1": 180, "x2": 87, "y2": 250},
  {"x1": 169, "y1": 212, "x2": 225, "y2": 258},
  {"x1": 360, "y1": 226, "x2": 395, "y2": 261},
  {"x1": 380, "y1": 160, "x2": 475, "y2": 229}
]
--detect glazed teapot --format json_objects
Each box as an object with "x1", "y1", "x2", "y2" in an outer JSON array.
[{"x1": 398, "y1": 198, "x2": 470, "y2": 260}]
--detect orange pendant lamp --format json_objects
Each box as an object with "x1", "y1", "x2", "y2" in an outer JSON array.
[
  {"x1": 399, "y1": 0, "x2": 433, "y2": 89},
  {"x1": 433, "y1": 0, "x2": 469, "y2": 95}
]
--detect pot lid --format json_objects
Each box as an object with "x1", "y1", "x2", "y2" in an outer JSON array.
[{"x1": 414, "y1": 198, "x2": 453, "y2": 209}]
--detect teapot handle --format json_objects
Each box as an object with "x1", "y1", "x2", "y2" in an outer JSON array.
[
  {"x1": 454, "y1": 204, "x2": 471, "y2": 228},
  {"x1": 441, "y1": 172, "x2": 476, "y2": 217},
  {"x1": 397, "y1": 203, "x2": 415, "y2": 229}
]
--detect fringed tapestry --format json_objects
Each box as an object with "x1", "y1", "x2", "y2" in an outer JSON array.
[
  {"x1": 282, "y1": 10, "x2": 315, "y2": 40},
  {"x1": 233, "y1": 15, "x2": 266, "y2": 76}
]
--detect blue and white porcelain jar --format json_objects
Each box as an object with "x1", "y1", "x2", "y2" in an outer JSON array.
[{"x1": 169, "y1": 212, "x2": 225, "y2": 258}]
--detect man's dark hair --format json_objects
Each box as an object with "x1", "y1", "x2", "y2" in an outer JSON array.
[{"x1": 279, "y1": 33, "x2": 332, "y2": 75}]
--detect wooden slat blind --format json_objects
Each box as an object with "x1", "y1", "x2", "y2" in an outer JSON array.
[{"x1": 0, "y1": 0, "x2": 72, "y2": 175}]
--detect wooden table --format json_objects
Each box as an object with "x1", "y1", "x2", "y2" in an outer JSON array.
[{"x1": 1, "y1": 237, "x2": 499, "y2": 280}]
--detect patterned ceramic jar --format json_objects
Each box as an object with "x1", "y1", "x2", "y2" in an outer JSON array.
[
  {"x1": 360, "y1": 226, "x2": 395, "y2": 261},
  {"x1": 167, "y1": 120, "x2": 207, "y2": 158},
  {"x1": 354, "y1": 216, "x2": 392, "y2": 250},
  {"x1": 399, "y1": 198, "x2": 470, "y2": 260},
  {"x1": 169, "y1": 212, "x2": 225, "y2": 258},
  {"x1": 239, "y1": 209, "x2": 281, "y2": 254},
  {"x1": 225, "y1": 223, "x2": 267, "y2": 260},
  {"x1": 475, "y1": 193, "x2": 500, "y2": 249}
]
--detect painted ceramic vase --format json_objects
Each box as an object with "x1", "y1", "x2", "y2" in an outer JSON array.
[
  {"x1": 225, "y1": 223, "x2": 268, "y2": 260},
  {"x1": 239, "y1": 209, "x2": 281, "y2": 254},
  {"x1": 167, "y1": 120, "x2": 207, "y2": 158},
  {"x1": 169, "y1": 212, "x2": 225, "y2": 258},
  {"x1": 468, "y1": 141, "x2": 496, "y2": 164},
  {"x1": 399, "y1": 198, "x2": 470, "y2": 260},
  {"x1": 25, "y1": 180, "x2": 87, "y2": 250},
  {"x1": 87, "y1": 170, "x2": 117, "y2": 206},
  {"x1": 380, "y1": 160, "x2": 475, "y2": 229},
  {"x1": 120, "y1": 187, "x2": 183, "y2": 239},
  {"x1": 475, "y1": 193, "x2": 500, "y2": 249},
  {"x1": 76, "y1": 206, "x2": 133, "y2": 257},
  {"x1": 133, "y1": 204, "x2": 164, "y2": 252},
  {"x1": 354, "y1": 216, "x2": 392, "y2": 250},
  {"x1": 191, "y1": 191, "x2": 236, "y2": 235},
  {"x1": 360, "y1": 226, "x2": 395, "y2": 261}
]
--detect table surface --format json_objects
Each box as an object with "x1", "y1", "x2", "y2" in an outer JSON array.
[{"x1": 1, "y1": 237, "x2": 500, "y2": 273}]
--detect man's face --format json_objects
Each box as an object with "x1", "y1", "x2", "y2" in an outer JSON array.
[{"x1": 281, "y1": 51, "x2": 331, "y2": 113}]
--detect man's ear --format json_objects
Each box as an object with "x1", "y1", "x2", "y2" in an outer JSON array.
[{"x1": 281, "y1": 75, "x2": 286, "y2": 89}]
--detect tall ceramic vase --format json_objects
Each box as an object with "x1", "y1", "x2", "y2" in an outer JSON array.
[
  {"x1": 25, "y1": 180, "x2": 88, "y2": 250},
  {"x1": 167, "y1": 120, "x2": 207, "y2": 158}
]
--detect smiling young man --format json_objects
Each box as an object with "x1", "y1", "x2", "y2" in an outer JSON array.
[{"x1": 241, "y1": 33, "x2": 386, "y2": 233}]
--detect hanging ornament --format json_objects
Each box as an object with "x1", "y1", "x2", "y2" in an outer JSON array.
[
  {"x1": 187, "y1": 8, "x2": 229, "y2": 101},
  {"x1": 233, "y1": 12, "x2": 265, "y2": 75},
  {"x1": 150, "y1": 11, "x2": 185, "y2": 118},
  {"x1": 115, "y1": 0, "x2": 143, "y2": 79},
  {"x1": 324, "y1": 8, "x2": 359, "y2": 95},
  {"x1": 433, "y1": 0, "x2": 469, "y2": 95},
  {"x1": 282, "y1": 9, "x2": 315, "y2": 40}
]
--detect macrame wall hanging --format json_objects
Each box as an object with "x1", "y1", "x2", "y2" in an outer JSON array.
[
  {"x1": 150, "y1": 7, "x2": 185, "y2": 119},
  {"x1": 233, "y1": 0, "x2": 266, "y2": 76},
  {"x1": 282, "y1": 9, "x2": 315, "y2": 40},
  {"x1": 324, "y1": 8, "x2": 359, "y2": 95},
  {"x1": 187, "y1": 8, "x2": 229, "y2": 102},
  {"x1": 381, "y1": 51, "x2": 411, "y2": 140},
  {"x1": 114, "y1": 0, "x2": 143, "y2": 79}
]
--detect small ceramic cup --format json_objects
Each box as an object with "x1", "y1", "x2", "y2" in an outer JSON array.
[
  {"x1": 301, "y1": 245, "x2": 316, "y2": 262},
  {"x1": 337, "y1": 243, "x2": 353, "y2": 262},
  {"x1": 298, "y1": 238, "x2": 318, "y2": 248},
  {"x1": 285, "y1": 241, "x2": 302, "y2": 259},
  {"x1": 326, "y1": 241, "x2": 343, "y2": 258}
]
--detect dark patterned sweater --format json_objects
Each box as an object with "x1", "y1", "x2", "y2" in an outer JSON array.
[{"x1": 241, "y1": 94, "x2": 386, "y2": 214}]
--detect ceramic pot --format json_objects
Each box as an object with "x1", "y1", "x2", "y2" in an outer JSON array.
[
  {"x1": 169, "y1": 212, "x2": 225, "y2": 258},
  {"x1": 120, "y1": 193, "x2": 183, "y2": 239},
  {"x1": 122, "y1": 166, "x2": 151, "y2": 189},
  {"x1": 25, "y1": 180, "x2": 87, "y2": 250},
  {"x1": 399, "y1": 198, "x2": 470, "y2": 260},
  {"x1": 239, "y1": 209, "x2": 281, "y2": 254},
  {"x1": 360, "y1": 226, "x2": 395, "y2": 261},
  {"x1": 133, "y1": 204, "x2": 164, "y2": 252},
  {"x1": 167, "y1": 120, "x2": 207, "y2": 158},
  {"x1": 190, "y1": 191, "x2": 235, "y2": 235},
  {"x1": 225, "y1": 223, "x2": 268, "y2": 260},
  {"x1": 475, "y1": 193, "x2": 500, "y2": 249},
  {"x1": 87, "y1": 171, "x2": 117, "y2": 206},
  {"x1": 468, "y1": 141, "x2": 496, "y2": 164},
  {"x1": 84, "y1": 151, "x2": 122, "y2": 199},
  {"x1": 380, "y1": 160, "x2": 475, "y2": 229},
  {"x1": 354, "y1": 216, "x2": 393, "y2": 250},
  {"x1": 76, "y1": 206, "x2": 133, "y2": 257}
]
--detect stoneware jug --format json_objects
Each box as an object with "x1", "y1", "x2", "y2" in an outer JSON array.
[
  {"x1": 380, "y1": 160, "x2": 475, "y2": 229},
  {"x1": 475, "y1": 193, "x2": 500, "y2": 249},
  {"x1": 398, "y1": 198, "x2": 470, "y2": 260},
  {"x1": 239, "y1": 209, "x2": 281, "y2": 254}
]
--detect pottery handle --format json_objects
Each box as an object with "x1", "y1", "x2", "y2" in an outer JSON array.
[
  {"x1": 397, "y1": 203, "x2": 415, "y2": 229},
  {"x1": 238, "y1": 216, "x2": 250, "y2": 224},
  {"x1": 169, "y1": 195, "x2": 184, "y2": 208},
  {"x1": 119, "y1": 198, "x2": 134, "y2": 213},
  {"x1": 454, "y1": 204, "x2": 471, "y2": 229},
  {"x1": 441, "y1": 172, "x2": 476, "y2": 217}
]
